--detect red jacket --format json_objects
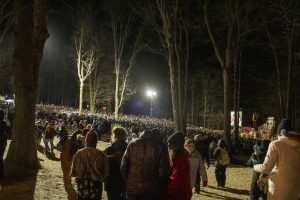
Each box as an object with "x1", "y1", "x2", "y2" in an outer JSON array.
[{"x1": 163, "y1": 153, "x2": 192, "y2": 200}]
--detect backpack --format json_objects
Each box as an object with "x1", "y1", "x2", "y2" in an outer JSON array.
[
  {"x1": 77, "y1": 174, "x2": 101, "y2": 199},
  {"x1": 76, "y1": 156, "x2": 102, "y2": 199},
  {"x1": 218, "y1": 148, "x2": 230, "y2": 165}
]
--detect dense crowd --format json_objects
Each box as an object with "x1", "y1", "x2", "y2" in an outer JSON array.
[{"x1": 1, "y1": 104, "x2": 300, "y2": 200}]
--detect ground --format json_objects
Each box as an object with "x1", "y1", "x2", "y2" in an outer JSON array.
[{"x1": 0, "y1": 140, "x2": 253, "y2": 200}]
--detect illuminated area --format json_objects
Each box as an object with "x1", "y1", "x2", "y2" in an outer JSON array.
[{"x1": 146, "y1": 89, "x2": 157, "y2": 116}]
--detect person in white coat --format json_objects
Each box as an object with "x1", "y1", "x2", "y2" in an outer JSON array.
[
  {"x1": 254, "y1": 119, "x2": 300, "y2": 200},
  {"x1": 185, "y1": 138, "x2": 208, "y2": 194}
]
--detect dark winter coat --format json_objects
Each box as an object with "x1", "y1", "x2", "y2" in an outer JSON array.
[
  {"x1": 0, "y1": 120, "x2": 7, "y2": 156},
  {"x1": 194, "y1": 140, "x2": 210, "y2": 167},
  {"x1": 0, "y1": 109, "x2": 7, "y2": 157},
  {"x1": 45, "y1": 126, "x2": 56, "y2": 139},
  {"x1": 104, "y1": 140, "x2": 127, "y2": 192},
  {"x1": 120, "y1": 131, "x2": 170, "y2": 197}
]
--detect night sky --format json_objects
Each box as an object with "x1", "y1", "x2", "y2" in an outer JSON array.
[{"x1": 32, "y1": 0, "x2": 300, "y2": 126}]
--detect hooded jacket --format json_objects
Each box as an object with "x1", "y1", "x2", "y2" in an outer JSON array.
[
  {"x1": 104, "y1": 140, "x2": 127, "y2": 192},
  {"x1": 254, "y1": 136, "x2": 300, "y2": 200}
]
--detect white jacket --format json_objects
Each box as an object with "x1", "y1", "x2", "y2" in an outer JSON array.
[
  {"x1": 254, "y1": 136, "x2": 300, "y2": 200},
  {"x1": 188, "y1": 150, "x2": 208, "y2": 187}
]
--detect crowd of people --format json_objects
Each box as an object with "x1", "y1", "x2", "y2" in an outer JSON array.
[{"x1": 0, "y1": 104, "x2": 300, "y2": 200}]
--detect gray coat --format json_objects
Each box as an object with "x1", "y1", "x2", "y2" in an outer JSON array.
[{"x1": 188, "y1": 150, "x2": 208, "y2": 187}]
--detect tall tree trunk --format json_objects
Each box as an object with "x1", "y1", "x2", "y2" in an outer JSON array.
[
  {"x1": 89, "y1": 76, "x2": 95, "y2": 113},
  {"x1": 114, "y1": 70, "x2": 119, "y2": 119},
  {"x1": 79, "y1": 81, "x2": 83, "y2": 114},
  {"x1": 233, "y1": 46, "x2": 241, "y2": 143},
  {"x1": 168, "y1": 45, "x2": 181, "y2": 132},
  {"x1": 223, "y1": 68, "x2": 231, "y2": 150},
  {"x1": 203, "y1": 95, "x2": 207, "y2": 128},
  {"x1": 265, "y1": 25, "x2": 285, "y2": 118},
  {"x1": 286, "y1": 34, "x2": 293, "y2": 124},
  {"x1": 6, "y1": 0, "x2": 49, "y2": 174},
  {"x1": 191, "y1": 81, "x2": 195, "y2": 125}
]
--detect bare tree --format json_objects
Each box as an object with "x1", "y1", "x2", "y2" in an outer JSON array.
[
  {"x1": 203, "y1": 0, "x2": 236, "y2": 148},
  {"x1": 109, "y1": 0, "x2": 142, "y2": 119},
  {"x1": 140, "y1": 0, "x2": 192, "y2": 133},
  {"x1": 0, "y1": 0, "x2": 12, "y2": 45},
  {"x1": 73, "y1": 4, "x2": 97, "y2": 114},
  {"x1": 260, "y1": 0, "x2": 300, "y2": 127}
]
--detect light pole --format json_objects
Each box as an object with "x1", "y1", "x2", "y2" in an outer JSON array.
[{"x1": 146, "y1": 90, "x2": 156, "y2": 117}]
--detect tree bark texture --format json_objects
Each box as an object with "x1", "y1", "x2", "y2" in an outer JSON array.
[{"x1": 6, "y1": 0, "x2": 49, "y2": 172}]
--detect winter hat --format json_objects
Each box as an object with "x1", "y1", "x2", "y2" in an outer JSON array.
[
  {"x1": 277, "y1": 119, "x2": 292, "y2": 135},
  {"x1": 0, "y1": 109, "x2": 4, "y2": 120},
  {"x1": 168, "y1": 132, "x2": 185, "y2": 147},
  {"x1": 85, "y1": 130, "x2": 98, "y2": 147},
  {"x1": 151, "y1": 128, "x2": 163, "y2": 142},
  {"x1": 82, "y1": 128, "x2": 90, "y2": 137},
  {"x1": 194, "y1": 134, "x2": 204, "y2": 141},
  {"x1": 86, "y1": 124, "x2": 93, "y2": 131}
]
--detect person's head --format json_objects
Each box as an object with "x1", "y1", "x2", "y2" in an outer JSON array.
[
  {"x1": 151, "y1": 128, "x2": 163, "y2": 143},
  {"x1": 111, "y1": 127, "x2": 127, "y2": 143},
  {"x1": 217, "y1": 139, "x2": 226, "y2": 148},
  {"x1": 277, "y1": 119, "x2": 300, "y2": 140},
  {"x1": 86, "y1": 124, "x2": 93, "y2": 131},
  {"x1": 168, "y1": 132, "x2": 185, "y2": 156},
  {"x1": 277, "y1": 119, "x2": 291, "y2": 137},
  {"x1": 61, "y1": 125, "x2": 66, "y2": 130},
  {"x1": 0, "y1": 109, "x2": 4, "y2": 121},
  {"x1": 48, "y1": 123, "x2": 54, "y2": 129},
  {"x1": 184, "y1": 138, "x2": 195, "y2": 153},
  {"x1": 85, "y1": 130, "x2": 98, "y2": 148},
  {"x1": 82, "y1": 128, "x2": 89, "y2": 137},
  {"x1": 194, "y1": 134, "x2": 204, "y2": 142},
  {"x1": 71, "y1": 129, "x2": 83, "y2": 139}
]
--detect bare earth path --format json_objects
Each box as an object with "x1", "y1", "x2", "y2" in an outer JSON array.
[{"x1": 0, "y1": 140, "x2": 252, "y2": 200}]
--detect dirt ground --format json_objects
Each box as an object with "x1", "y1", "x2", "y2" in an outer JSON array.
[{"x1": 0, "y1": 139, "x2": 253, "y2": 200}]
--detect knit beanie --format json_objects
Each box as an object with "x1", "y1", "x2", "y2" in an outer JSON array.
[
  {"x1": 85, "y1": 130, "x2": 98, "y2": 148},
  {"x1": 168, "y1": 132, "x2": 185, "y2": 147},
  {"x1": 194, "y1": 134, "x2": 204, "y2": 141}
]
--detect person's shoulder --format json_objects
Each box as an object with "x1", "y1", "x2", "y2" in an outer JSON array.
[
  {"x1": 73, "y1": 147, "x2": 86, "y2": 158},
  {"x1": 193, "y1": 150, "x2": 201, "y2": 157}
]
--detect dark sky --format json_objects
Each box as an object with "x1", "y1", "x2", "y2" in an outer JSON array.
[{"x1": 38, "y1": 0, "x2": 300, "y2": 125}]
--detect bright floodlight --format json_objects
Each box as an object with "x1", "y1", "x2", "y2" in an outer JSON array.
[{"x1": 146, "y1": 90, "x2": 156, "y2": 97}]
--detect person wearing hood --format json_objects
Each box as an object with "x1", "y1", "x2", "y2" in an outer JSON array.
[
  {"x1": 104, "y1": 127, "x2": 128, "y2": 200},
  {"x1": 71, "y1": 130, "x2": 109, "y2": 200},
  {"x1": 0, "y1": 109, "x2": 8, "y2": 186},
  {"x1": 254, "y1": 119, "x2": 300, "y2": 200},
  {"x1": 163, "y1": 132, "x2": 192, "y2": 200},
  {"x1": 213, "y1": 139, "x2": 230, "y2": 187},
  {"x1": 184, "y1": 138, "x2": 208, "y2": 194},
  {"x1": 120, "y1": 129, "x2": 169, "y2": 200}
]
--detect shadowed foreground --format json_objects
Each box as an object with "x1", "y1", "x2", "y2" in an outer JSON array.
[{"x1": 0, "y1": 140, "x2": 252, "y2": 200}]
